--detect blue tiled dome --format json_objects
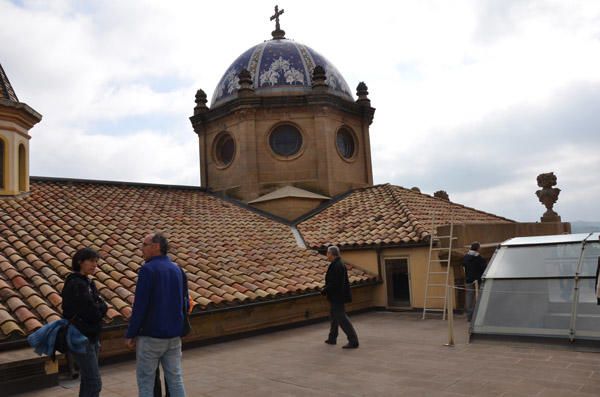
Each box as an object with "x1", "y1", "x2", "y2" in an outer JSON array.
[{"x1": 211, "y1": 39, "x2": 353, "y2": 107}]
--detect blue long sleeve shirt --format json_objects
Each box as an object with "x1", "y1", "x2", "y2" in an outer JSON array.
[{"x1": 125, "y1": 255, "x2": 188, "y2": 339}]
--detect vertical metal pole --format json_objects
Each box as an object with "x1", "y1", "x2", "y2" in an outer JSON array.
[
  {"x1": 569, "y1": 234, "x2": 592, "y2": 342},
  {"x1": 445, "y1": 284, "x2": 454, "y2": 346}
]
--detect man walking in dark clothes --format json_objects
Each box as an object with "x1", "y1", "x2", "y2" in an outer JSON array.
[
  {"x1": 463, "y1": 241, "x2": 487, "y2": 322},
  {"x1": 322, "y1": 246, "x2": 359, "y2": 349}
]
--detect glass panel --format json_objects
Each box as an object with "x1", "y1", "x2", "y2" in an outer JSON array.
[
  {"x1": 579, "y1": 242, "x2": 600, "y2": 277},
  {"x1": 485, "y1": 245, "x2": 582, "y2": 279},
  {"x1": 503, "y1": 234, "x2": 592, "y2": 246},
  {"x1": 574, "y1": 278, "x2": 600, "y2": 338},
  {"x1": 473, "y1": 279, "x2": 573, "y2": 337}
]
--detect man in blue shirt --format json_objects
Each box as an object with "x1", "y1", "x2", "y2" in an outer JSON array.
[{"x1": 126, "y1": 233, "x2": 188, "y2": 397}]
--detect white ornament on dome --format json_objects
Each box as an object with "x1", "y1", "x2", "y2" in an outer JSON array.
[
  {"x1": 284, "y1": 68, "x2": 304, "y2": 84},
  {"x1": 217, "y1": 69, "x2": 241, "y2": 97},
  {"x1": 259, "y1": 56, "x2": 304, "y2": 87},
  {"x1": 325, "y1": 68, "x2": 341, "y2": 90}
]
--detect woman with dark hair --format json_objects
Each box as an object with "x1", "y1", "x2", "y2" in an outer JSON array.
[{"x1": 61, "y1": 247, "x2": 108, "y2": 397}]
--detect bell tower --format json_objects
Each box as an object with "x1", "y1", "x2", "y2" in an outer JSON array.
[{"x1": 0, "y1": 63, "x2": 42, "y2": 197}]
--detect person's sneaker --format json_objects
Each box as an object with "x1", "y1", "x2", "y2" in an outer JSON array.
[
  {"x1": 342, "y1": 342, "x2": 359, "y2": 349},
  {"x1": 324, "y1": 339, "x2": 336, "y2": 345}
]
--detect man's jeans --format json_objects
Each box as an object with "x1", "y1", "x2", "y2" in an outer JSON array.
[
  {"x1": 137, "y1": 336, "x2": 186, "y2": 397},
  {"x1": 465, "y1": 281, "x2": 478, "y2": 322},
  {"x1": 71, "y1": 341, "x2": 101, "y2": 397}
]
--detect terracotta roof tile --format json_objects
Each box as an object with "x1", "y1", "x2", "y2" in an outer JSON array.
[
  {"x1": 24, "y1": 317, "x2": 43, "y2": 333},
  {"x1": 36, "y1": 304, "x2": 59, "y2": 321},
  {"x1": 298, "y1": 184, "x2": 513, "y2": 249},
  {"x1": 0, "y1": 178, "x2": 376, "y2": 339},
  {"x1": 26, "y1": 294, "x2": 46, "y2": 309},
  {"x1": 1, "y1": 321, "x2": 23, "y2": 337},
  {"x1": 0, "y1": 306, "x2": 15, "y2": 325}
]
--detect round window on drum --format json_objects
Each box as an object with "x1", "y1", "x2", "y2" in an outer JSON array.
[
  {"x1": 336, "y1": 128, "x2": 356, "y2": 159},
  {"x1": 269, "y1": 124, "x2": 303, "y2": 157},
  {"x1": 214, "y1": 133, "x2": 235, "y2": 166}
]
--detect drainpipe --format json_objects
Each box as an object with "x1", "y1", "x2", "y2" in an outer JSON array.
[{"x1": 569, "y1": 232, "x2": 593, "y2": 342}]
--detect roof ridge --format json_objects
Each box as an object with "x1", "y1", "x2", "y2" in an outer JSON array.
[
  {"x1": 31, "y1": 176, "x2": 205, "y2": 191},
  {"x1": 390, "y1": 184, "x2": 515, "y2": 223},
  {"x1": 383, "y1": 184, "x2": 429, "y2": 239},
  {"x1": 30, "y1": 176, "x2": 295, "y2": 226}
]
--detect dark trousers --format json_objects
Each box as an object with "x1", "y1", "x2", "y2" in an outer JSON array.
[
  {"x1": 328, "y1": 302, "x2": 358, "y2": 344},
  {"x1": 154, "y1": 367, "x2": 170, "y2": 397}
]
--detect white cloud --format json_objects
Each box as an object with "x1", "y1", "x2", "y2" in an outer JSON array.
[{"x1": 1, "y1": 0, "x2": 599, "y2": 222}]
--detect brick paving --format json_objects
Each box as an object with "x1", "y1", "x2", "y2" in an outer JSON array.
[{"x1": 14, "y1": 311, "x2": 600, "y2": 396}]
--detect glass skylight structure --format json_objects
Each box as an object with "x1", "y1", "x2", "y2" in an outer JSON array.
[{"x1": 472, "y1": 233, "x2": 600, "y2": 341}]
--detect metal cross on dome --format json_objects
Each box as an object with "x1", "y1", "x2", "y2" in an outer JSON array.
[{"x1": 270, "y1": 5, "x2": 285, "y2": 39}]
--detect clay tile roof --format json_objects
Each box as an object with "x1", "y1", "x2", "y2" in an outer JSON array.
[
  {"x1": 0, "y1": 63, "x2": 18, "y2": 102},
  {"x1": 0, "y1": 178, "x2": 376, "y2": 340},
  {"x1": 297, "y1": 184, "x2": 514, "y2": 249}
]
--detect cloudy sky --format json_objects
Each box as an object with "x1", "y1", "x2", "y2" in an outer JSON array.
[{"x1": 1, "y1": 0, "x2": 599, "y2": 222}]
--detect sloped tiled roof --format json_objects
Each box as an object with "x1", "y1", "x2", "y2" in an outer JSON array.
[
  {"x1": 297, "y1": 184, "x2": 514, "y2": 249},
  {"x1": 0, "y1": 63, "x2": 18, "y2": 102},
  {"x1": 0, "y1": 178, "x2": 375, "y2": 340}
]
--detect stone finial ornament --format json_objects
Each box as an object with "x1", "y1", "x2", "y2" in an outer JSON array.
[
  {"x1": 194, "y1": 89, "x2": 208, "y2": 115},
  {"x1": 410, "y1": 187, "x2": 421, "y2": 193},
  {"x1": 535, "y1": 172, "x2": 561, "y2": 222},
  {"x1": 312, "y1": 65, "x2": 328, "y2": 89},
  {"x1": 237, "y1": 69, "x2": 255, "y2": 97},
  {"x1": 356, "y1": 82, "x2": 370, "y2": 105},
  {"x1": 433, "y1": 190, "x2": 450, "y2": 201}
]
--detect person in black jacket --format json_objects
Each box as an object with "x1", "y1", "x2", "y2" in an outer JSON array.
[
  {"x1": 61, "y1": 247, "x2": 108, "y2": 397},
  {"x1": 321, "y1": 246, "x2": 359, "y2": 349},
  {"x1": 462, "y1": 242, "x2": 487, "y2": 322}
]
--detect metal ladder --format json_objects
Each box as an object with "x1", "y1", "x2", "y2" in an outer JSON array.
[{"x1": 422, "y1": 214, "x2": 456, "y2": 320}]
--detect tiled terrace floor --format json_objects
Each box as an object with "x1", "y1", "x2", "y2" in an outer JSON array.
[{"x1": 15, "y1": 311, "x2": 600, "y2": 396}]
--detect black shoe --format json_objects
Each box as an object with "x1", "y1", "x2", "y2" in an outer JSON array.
[
  {"x1": 342, "y1": 342, "x2": 359, "y2": 349},
  {"x1": 324, "y1": 339, "x2": 336, "y2": 345}
]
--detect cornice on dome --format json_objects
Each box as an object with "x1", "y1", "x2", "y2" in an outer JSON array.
[{"x1": 190, "y1": 92, "x2": 375, "y2": 133}]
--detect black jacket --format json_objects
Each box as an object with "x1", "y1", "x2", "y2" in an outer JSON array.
[
  {"x1": 463, "y1": 252, "x2": 487, "y2": 284},
  {"x1": 61, "y1": 273, "x2": 108, "y2": 342},
  {"x1": 324, "y1": 258, "x2": 352, "y2": 304}
]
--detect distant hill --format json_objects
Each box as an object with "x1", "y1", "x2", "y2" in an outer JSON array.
[{"x1": 570, "y1": 221, "x2": 600, "y2": 233}]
